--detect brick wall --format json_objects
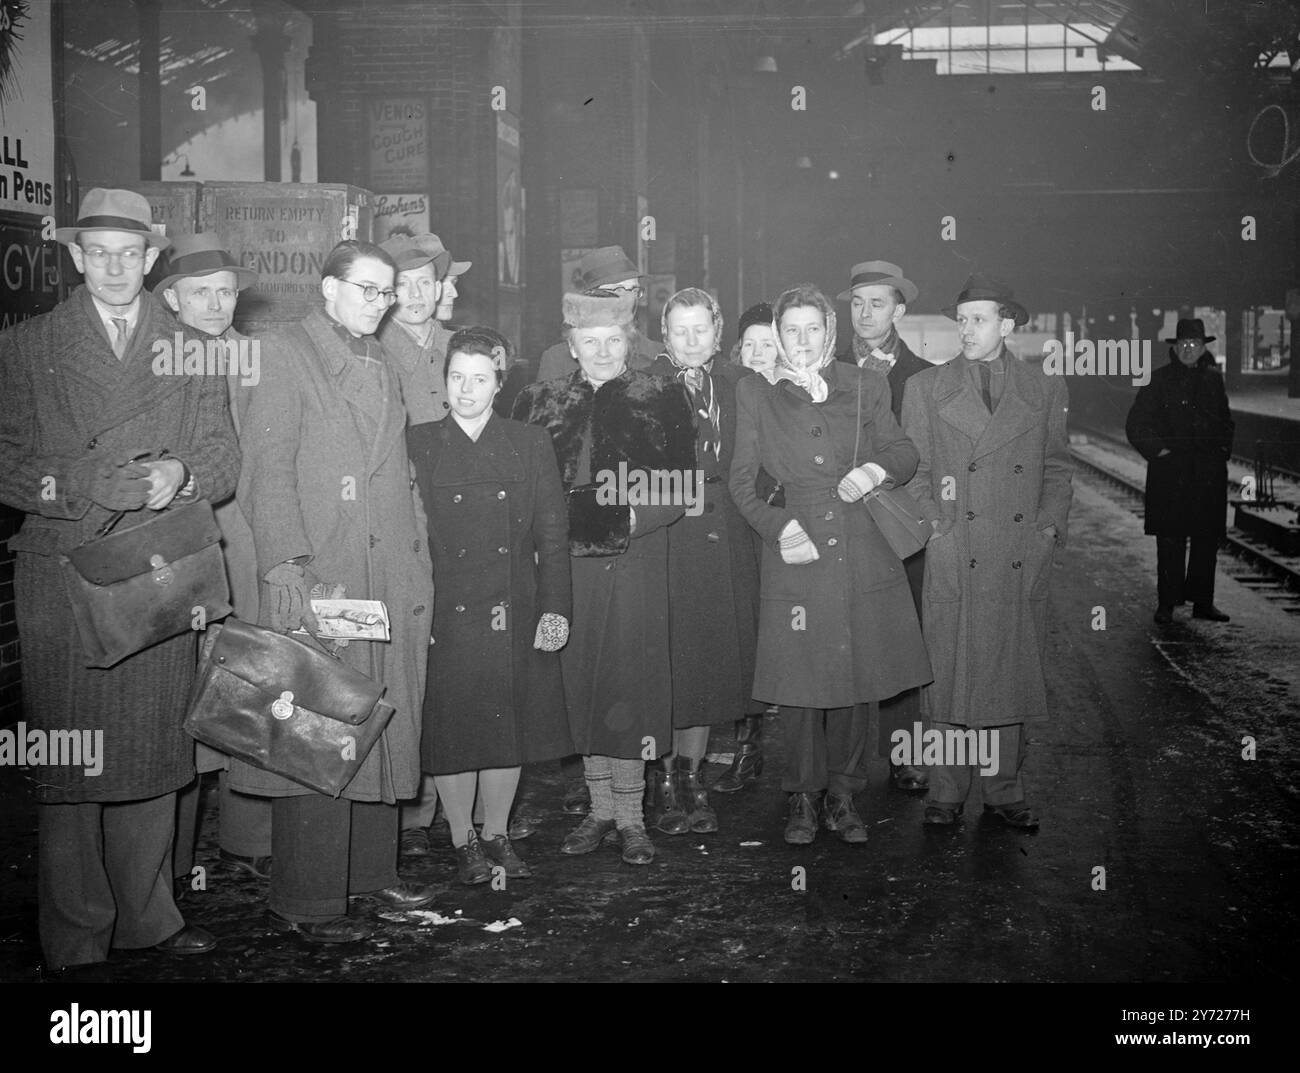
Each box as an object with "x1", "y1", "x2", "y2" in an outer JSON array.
[{"x1": 0, "y1": 506, "x2": 23, "y2": 725}]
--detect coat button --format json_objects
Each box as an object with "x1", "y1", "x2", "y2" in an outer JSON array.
[
  {"x1": 87, "y1": 438, "x2": 99, "y2": 449},
  {"x1": 498, "y1": 546, "x2": 508, "y2": 555},
  {"x1": 827, "y1": 537, "x2": 838, "y2": 547},
  {"x1": 1012, "y1": 560, "x2": 1022, "y2": 569},
  {"x1": 969, "y1": 558, "x2": 977, "y2": 568},
  {"x1": 413, "y1": 605, "x2": 426, "y2": 615},
  {"x1": 968, "y1": 462, "x2": 977, "y2": 472},
  {"x1": 454, "y1": 604, "x2": 466, "y2": 613},
  {"x1": 813, "y1": 455, "x2": 825, "y2": 465},
  {"x1": 706, "y1": 532, "x2": 720, "y2": 542},
  {"x1": 1014, "y1": 512, "x2": 1023, "y2": 522},
  {"x1": 453, "y1": 494, "x2": 463, "y2": 503},
  {"x1": 457, "y1": 548, "x2": 467, "y2": 558},
  {"x1": 811, "y1": 426, "x2": 822, "y2": 437},
  {"x1": 1014, "y1": 464, "x2": 1024, "y2": 474},
  {"x1": 824, "y1": 511, "x2": 834, "y2": 520},
  {"x1": 413, "y1": 539, "x2": 421, "y2": 553},
  {"x1": 965, "y1": 511, "x2": 975, "y2": 521},
  {"x1": 497, "y1": 490, "x2": 507, "y2": 500},
  {"x1": 369, "y1": 534, "x2": 378, "y2": 548}
]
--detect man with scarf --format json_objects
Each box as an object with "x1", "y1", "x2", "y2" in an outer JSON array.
[
  {"x1": 835, "y1": 260, "x2": 933, "y2": 793},
  {"x1": 1125, "y1": 318, "x2": 1234, "y2": 624}
]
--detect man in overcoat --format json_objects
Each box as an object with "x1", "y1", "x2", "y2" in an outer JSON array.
[
  {"x1": 900, "y1": 274, "x2": 1072, "y2": 830},
  {"x1": 0, "y1": 189, "x2": 239, "y2": 967},
  {"x1": 1125, "y1": 318, "x2": 1234, "y2": 624},
  {"x1": 154, "y1": 233, "x2": 273, "y2": 892},
  {"x1": 836, "y1": 259, "x2": 932, "y2": 792}
]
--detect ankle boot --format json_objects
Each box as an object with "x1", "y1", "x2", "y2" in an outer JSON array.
[
  {"x1": 713, "y1": 716, "x2": 764, "y2": 793},
  {"x1": 648, "y1": 760, "x2": 690, "y2": 835},
  {"x1": 682, "y1": 758, "x2": 718, "y2": 833}
]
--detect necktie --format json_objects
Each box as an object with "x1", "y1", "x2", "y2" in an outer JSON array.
[
  {"x1": 110, "y1": 317, "x2": 128, "y2": 360},
  {"x1": 978, "y1": 361, "x2": 993, "y2": 413}
]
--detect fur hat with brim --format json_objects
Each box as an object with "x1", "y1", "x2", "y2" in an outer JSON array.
[
  {"x1": 942, "y1": 272, "x2": 1029, "y2": 327},
  {"x1": 836, "y1": 260, "x2": 918, "y2": 305},
  {"x1": 562, "y1": 290, "x2": 636, "y2": 330},
  {"x1": 153, "y1": 232, "x2": 257, "y2": 294},
  {"x1": 55, "y1": 188, "x2": 171, "y2": 249}
]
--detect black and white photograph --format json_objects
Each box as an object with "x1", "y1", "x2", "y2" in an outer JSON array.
[{"x1": 0, "y1": 0, "x2": 1296, "y2": 1036}]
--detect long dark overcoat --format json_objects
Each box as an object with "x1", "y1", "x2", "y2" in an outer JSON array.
[
  {"x1": 648, "y1": 356, "x2": 760, "y2": 726},
  {"x1": 900, "y1": 351, "x2": 1073, "y2": 728},
  {"x1": 231, "y1": 308, "x2": 435, "y2": 802},
  {"x1": 511, "y1": 368, "x2": 696, "y2": 759},
  {"x1": 0, "y1": 287, "x2": 239, "y2": 803},
  {"x1": 729, "y1": 360, "x2": 931, "y2": 709},
  {"x1": 1124, "y1": 350, "x2": 1233, "y2": 538},
  {"x1": 407, "y1": 413, "x2": 572, "y2": 773}
]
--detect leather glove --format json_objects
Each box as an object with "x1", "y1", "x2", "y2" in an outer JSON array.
[
  {"x1": 778, "y1": 520, "x2": 820, "y2": 565},
  {"x1": 264, "y1": 562, "x2": 320, "y2": 634},
  {"x1": 73, "y1": 456, "x2": 152, "y2": 511},
  {"x1": 534, "y1": 612, "x2": 570, "y2": 652},
  {"x1": 837, "y1": 463, "x2": 883, "y2": 503}
]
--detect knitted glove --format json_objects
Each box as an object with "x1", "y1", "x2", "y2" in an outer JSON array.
[
  {"x1": 534, "y1": 612, "x2": 570, "y2": 652},
  {"x1": 837, "y1": 463, "x2": 883, "y2": 503},
  {"x1": 264, "y1": 562, "x2": 320, "y2": 633},
  {"x1": 72, "y1": 455, "x2": 152, "y2": 511},
  {"x1": 778, "y1": 519, "x2": 820, "y2": 565}
]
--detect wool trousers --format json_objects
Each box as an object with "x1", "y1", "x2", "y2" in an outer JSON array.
[
  {"x1": 925, "y1": 722, "x2": 1027, "y2": 809},
  {"x1": 780, "y1": 706, "x2": 868, "y2": 796},
  {"x1": 1156, "y1": 534, "x2": 1218, "y2": 607},
  {"x1": 173, "y1": 770, "x2": 272, "y2": 879}
]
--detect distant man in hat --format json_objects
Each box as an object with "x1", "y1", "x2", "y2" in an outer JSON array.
[
  {"x1": 900, "y1": 273, "x2": 1072, "y2": 831},
  {"x1": 0, "y1": 189, "x2": 240, "y2": 968},
  {"x1": 1125, "y1": 318, "x2": 1234, "y2": 624},
  {"x1": 155, "y1": 233, "x2": 273, "y2": 895},
  {"x1": 836, "y1": 260, "x2": 933, "y2": 793},
  {"x1": 534, "y1": 246, "x2": 658, "y2": 383},
  {"x1": 376, "y1": 232, "x2": 463, "y2": 425}
]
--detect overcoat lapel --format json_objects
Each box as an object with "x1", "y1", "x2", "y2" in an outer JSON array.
[
  {"x1": 936, "y1": 352, "x2": 1044, "y2": 460},
  {"x1": 429, "y1": 414, "x2": 526, "y2": 487}
]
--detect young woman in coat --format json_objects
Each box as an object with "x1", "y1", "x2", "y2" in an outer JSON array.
[
  {"x1": 645, "y1": 289, "x2": 761, "y2": 835},
  {"x1": 511, "y1": 290, "x2": 696, "y2": 865},
  {"x1": 234, "y1": 240, "x2": 438, "y2": 943},
  {"x1": 729, "y1": 284, "x2": 932, "y2": 846},
  {"x1": 407, "y1": 327, "x2": 572, "y2": 885}
]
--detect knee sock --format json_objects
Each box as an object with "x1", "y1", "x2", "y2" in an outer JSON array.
[
  {"x1": 611, "y1": 757, "x2": 646, "y2": 830},
  {"x1": 583, "y1": 755, "x2": 614, "y2": 821}
]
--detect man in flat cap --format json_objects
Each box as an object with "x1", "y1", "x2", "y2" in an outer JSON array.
[
  {"x1": 1125, "y1": 318, "x2": 1234, "y2": 624},
  {"x1": 901, "y1": 273, "x2": 1072, "y2": 831},
  {"x1": 155, "y1": 233, "x2": 273, "y2": 897},
  {"x1": 534, "y1": 246, "x2": 658, "y2": 383},
  {"x1": 377, "y1": 232, "x2": 464, "y2": 425},
  {"x1": 0, "y1": 189, "x2": 240, "y2": 968},
  {"x1": 836, "y1": 260, "x2": 933, "y2": 794}
]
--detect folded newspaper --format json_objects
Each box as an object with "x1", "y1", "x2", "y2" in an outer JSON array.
[{"x1": 304, "y1": 598, "x2": 391, "y2": 641}]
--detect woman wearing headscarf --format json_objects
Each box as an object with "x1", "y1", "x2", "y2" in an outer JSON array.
[
  {"x1": 642, "y1": 289, "x2": 762, "y2": 834},
  {"x1": 728, "y1": 284, "x2": 932, "y2": 846},
  {"x1": 511, "y1": 290, "x2": 696, "y2": 865},
  {"x1": 407, "y1": 327, "x2": 571, "y2": 884}
]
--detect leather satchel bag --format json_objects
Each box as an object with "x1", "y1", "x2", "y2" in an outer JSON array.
[
  {"x1": 59, "y1": 499, "x2": 231, "y2": 668},
  {"x1": 183, "y1": 617, "x2": 394, "y2": 798},
  {"x1": 851, "y1": 373, "x2": 933, "y2": 561}
]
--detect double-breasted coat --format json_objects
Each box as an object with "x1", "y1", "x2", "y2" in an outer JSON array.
[
  {"x1": 648, "y1": 356, "x2": 760, "y2": 726},
  {"x1": 231, "y1": 308, "x2": 435, "y2": 802},
  {"x1": 900, "y1": 350, "x2": 1073, "y2": 728},
  {"x1": 0, "y1": 287, "x2": 240, "y2": 803},
  {"x1": 511, "y1": 368, "x2": 696, "y2": 758},
  {"x1": 407, "y1": 413, "x2": 572, "y2": 773},
  {"x1": 1124, "y1": 350, "x2": 1233, "y2": 538},
  {"x1": 729, "y1": 360, "x2": 932, "y2": 709}
]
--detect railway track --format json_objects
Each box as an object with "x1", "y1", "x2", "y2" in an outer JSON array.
[{"x1": 1069, "y1": 433, "x2": 1300, "y2": 615}]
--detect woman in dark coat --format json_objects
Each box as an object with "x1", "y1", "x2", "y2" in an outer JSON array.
[
  {"x1": 729, "y1": 284, "x2": 932, "y2": 846},
  {"x1": 1125, "y1": 318, "x2": 1235, "y2": 623},
  {"x1": 645, "y1": 288, "x2": 761, "y2": 835},
  {"x1": 511, "y1": 290, "x2": 696, "y2": 865},
  {"x1": 408, "y1": 327, "x2": 572, "y2": 884},
  {"x1": 234, "y1": 239, "x2": 437, "y2": 943}
]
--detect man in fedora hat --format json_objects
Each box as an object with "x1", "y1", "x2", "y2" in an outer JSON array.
[
  {"x1": 1125, "y1": 318, "x2": 1234, "y2": 624},
  {"x1": 376, "y1": 232, "x2": 460, "y2": 425},
  {"x1": 900, "y1": 273, "x2": 1072, "y2": 831},
  {"x1": 534, "y1": 245, "x2": 658, "y2": 383},
  {"x1": 0, "y1": 189, "x2": 240, "y2": 968},
  {"x1": 155, "y1": 233, "x2": 274, "y2": 897},
  {"x1": 836, "y1": 260, "x2": 933, "y2": 793}
]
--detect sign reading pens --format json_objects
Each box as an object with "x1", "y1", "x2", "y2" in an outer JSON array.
[{"x1": 367, "y1": 97, "x2": 429, "y2": 191}]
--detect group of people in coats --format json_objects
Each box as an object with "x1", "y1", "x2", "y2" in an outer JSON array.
[{"x1": 6, "y1": 185, "x2": 1103, "y2": 969}]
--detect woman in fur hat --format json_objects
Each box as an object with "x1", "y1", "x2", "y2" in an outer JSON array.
[{"x1": 511, "y1": 290, "x2": 696, "y2": 865}]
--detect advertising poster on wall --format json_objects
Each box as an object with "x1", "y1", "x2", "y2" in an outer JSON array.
[
  {"x1": 367, "y1": 96, "x2": 428, "y2": 191},
  {"x1": 372, "y1": 192, "x2": 430, "y2": 243},
  {"x1": 497, "y1": 114, "x2": 521, "y2": 288}
]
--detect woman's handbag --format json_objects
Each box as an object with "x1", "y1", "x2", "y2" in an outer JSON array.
[
  {"x1": 59, "y1": 499, "x2": 231, "y2": 668},
  {"x1": 851, "y1": 373, "x2": 932, "y2": 561},
  {"x1": 183, "y1": 617, "x2": 395, "y2": 798}
]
